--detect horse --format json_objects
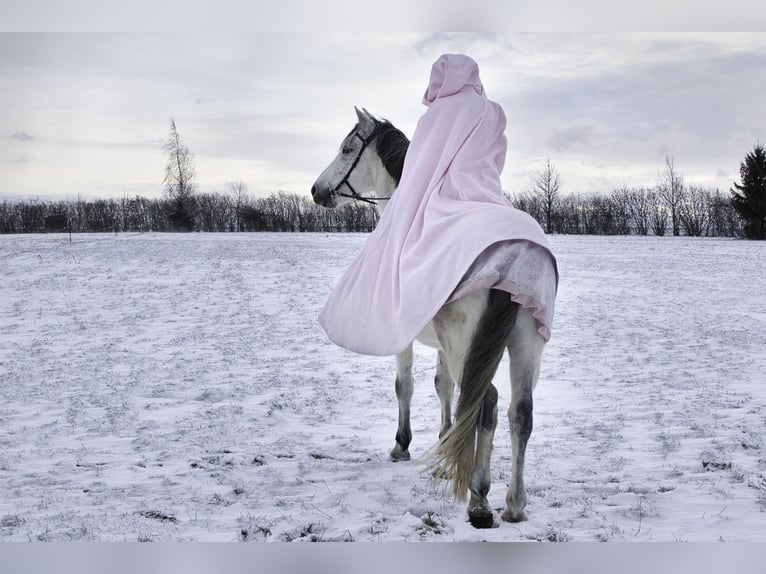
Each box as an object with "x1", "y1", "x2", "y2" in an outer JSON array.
[{"x1": 311, "y1": 107, "x2": 551, "y2": 528}]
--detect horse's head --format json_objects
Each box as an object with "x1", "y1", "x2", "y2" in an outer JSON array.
[
  {"x1": 311, "y1": 107, "x2": 408, "y2": 210},
  {"x1": 311, "y1": 107, "x2": 380, "y2": 209}
]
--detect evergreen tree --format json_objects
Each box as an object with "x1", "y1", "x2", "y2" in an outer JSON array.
[{"x1": 731, "y1": 143, "x2": 766, "y2": 239}]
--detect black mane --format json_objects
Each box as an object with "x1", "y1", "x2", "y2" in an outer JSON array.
[
  {"x1": 345, "y1": 117, "x2": 410, "y2": 186},
  {"x1": 368, "y1": 120, "x2": 410, "y2": 186},
  {"x1": 371, "y1": 120, "x2": 410, "y2": 185}
]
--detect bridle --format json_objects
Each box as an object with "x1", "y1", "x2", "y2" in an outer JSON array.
[{"x1": 329, "y1": 129, "x2": 391, "y2": 206}]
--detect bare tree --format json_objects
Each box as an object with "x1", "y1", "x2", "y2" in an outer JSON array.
[
  {"x1": 530, "y1": 158, "x2": 561, "y2": 234},
  {"x1": 679, "y1": 185, "x2": 711, "y2": 237},
  {"x1": 510, "y1": 190, "x2": 544, "y2": 224},
  {"x1": 647, "y1": 188, "x2": 668, "y2": 236},
  {"x1": 227, "y1": 180, "x2": 249, "y2": 232},
  {"x1": 553, "y1": 193, "x2": 582, "y2": 234},
  {"x1": 657, "y1": 155, "x2": 684, "y2": 236},
  {"x1": 624, "y1": 186, "x2": 652, "y2": 236},
  {"x1": 610, "y1": 185, "x2": 632, "y2": 235},
  {"x1": 163, "y1": 118, "x2": 197, "y2": 231},
  {"x1": 708, "y1": 189, "x2": 742, "y2": 237}
]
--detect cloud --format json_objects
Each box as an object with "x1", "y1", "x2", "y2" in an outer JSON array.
[
  {"x1": 505, "y1": 35, "x2": 766, "y2": 172},
  {"x1": 11, "y1": 131, "x2": 37, "y2": 142},
  {"x1": 410, "y1": 33, "x2": 519, "y2": 72},
  {"x1": 1, "y1": 33, "x2": 765, "y2": 199},
  {"x1": 548, "y1": 124, "x2": 597, "y2": 152},
  {"x1": 413, "y1": 33, "x2": 513, "y2": 55}
]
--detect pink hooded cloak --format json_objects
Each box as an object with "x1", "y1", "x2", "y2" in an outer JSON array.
[{"x1": 319, "y1": 54, "x2": 558, "y2": 356}]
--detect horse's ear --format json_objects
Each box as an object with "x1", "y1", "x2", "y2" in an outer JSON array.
[{"x1": 355, "y1": 106, "x2": 375, "y2": 133}]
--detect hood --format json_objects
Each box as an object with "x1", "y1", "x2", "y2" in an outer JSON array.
[{"x1": 422, "y1": 53, "x2": 484, "y2": 106}]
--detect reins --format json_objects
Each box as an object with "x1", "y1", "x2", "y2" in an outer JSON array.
[{"x1": 329, "y1": 130, "x2": 391, "y2": 206}]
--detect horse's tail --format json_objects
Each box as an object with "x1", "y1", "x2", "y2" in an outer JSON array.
[{"x1": 429, "y1": 289, "x2": 518, "y2": 501}]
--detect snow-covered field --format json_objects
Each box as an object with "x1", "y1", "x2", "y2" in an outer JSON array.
[{"x1": 1, "y1": 232, "x2": 765, "y2": 542}]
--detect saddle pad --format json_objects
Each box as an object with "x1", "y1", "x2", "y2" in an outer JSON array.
[{"x1": 448, "y1": 240, "x2": 557, "y2": 342}]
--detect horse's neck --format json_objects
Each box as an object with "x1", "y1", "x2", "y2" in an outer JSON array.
[{"x1": 372, "y1": 169, "x2": 398, "y2": 218}]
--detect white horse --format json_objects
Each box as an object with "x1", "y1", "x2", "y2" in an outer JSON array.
[{"x1": 311, "y1": 107, "x2": 551, "y2": 528}]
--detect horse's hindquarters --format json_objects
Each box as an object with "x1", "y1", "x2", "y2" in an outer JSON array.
[
  {"x1": 414, "y1": 321, "x2": 441, "y2": 349},
  {"x1": 415, "y1": 289, "x2": 489, "y2": 353}
]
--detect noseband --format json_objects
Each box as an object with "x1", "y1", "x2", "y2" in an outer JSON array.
[{"x1": 329, "y1": 130, "x2": 390, "y2": 206}]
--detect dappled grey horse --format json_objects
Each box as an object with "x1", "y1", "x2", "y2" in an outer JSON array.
[{"x1": 311, "y1": 108, "x2": 553, "y2": 528}]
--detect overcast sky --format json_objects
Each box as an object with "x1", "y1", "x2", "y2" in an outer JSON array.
[{"x1": 1, "y1": 32, "x2": 765, "y2": 201}]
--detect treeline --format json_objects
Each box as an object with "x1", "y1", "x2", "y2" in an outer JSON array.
[
  {"x1": 509, "y1": 185, "x2": 743, "y2": 237},
  {"x1": 0, "y1": 191, "x2": 379, "y2": 234},
  {"x1": 0, "y1": 186, "x2": 744, "y2": 237}
]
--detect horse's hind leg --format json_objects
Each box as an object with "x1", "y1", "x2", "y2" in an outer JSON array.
[
  {"x1": 467, "y1": 383, "x2": 498, "y2": 528},
  {"x1": 502, "y1": 307, "x2": 545, "y2": 523},
  {"x1": 434, "y1": 351, "x2": 454, "y2": 438},
  {"x1": 390, "y1": 344, "x2": 414, "y2": 461},
  {"x1": 434, "y1": 290, "x2": 517, "y2": 529}
]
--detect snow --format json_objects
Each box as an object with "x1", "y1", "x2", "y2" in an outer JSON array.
[{"x1": 0, "y1": 232, "x2": 765, "y2": 542}]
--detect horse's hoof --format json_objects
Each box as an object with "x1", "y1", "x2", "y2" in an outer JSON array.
[
  {"x1": 468, "y1": 505, "x2": 495, "y2": 529},
  {"x1": 389, "y1": 447, "x2": 410, "y2": 462},
  {"x1": 501, "y1": 508, "x2": 527, "y2": 523}
]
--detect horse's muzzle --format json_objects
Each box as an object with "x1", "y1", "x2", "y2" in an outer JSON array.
[{"x1": 311, "y1": 184, "x2": 336, "y2": 208}]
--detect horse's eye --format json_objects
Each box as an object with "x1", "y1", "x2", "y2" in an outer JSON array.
[{"x1": 341, "y1": 146, "x2": 353, "y2": 155}]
